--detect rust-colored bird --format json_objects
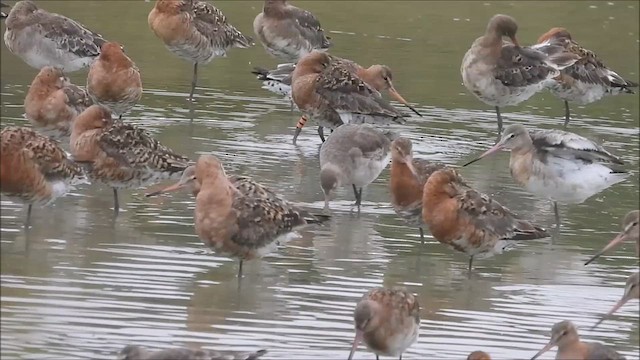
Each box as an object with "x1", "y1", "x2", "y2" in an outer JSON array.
[
  {"x1": 70, "y1": 105, "x2": 190, "y2": 215},
  {"x1": 389, "y1": 137, "x2": 448, "y2": 244},
  {"x1": 148, "y1": 0, "x2": 252, "y2": 102},
  {"x1": 422, "y1": 168, "x2": 548, "y2": 272},
  {"x1": 147, "y1": 154, "x2": 330, "y2": 278},
  {"x1": 591, "y1": 271, "x2": 639, "y2": 330},
  {"x1": 291, "y1": 51, "x2": 408, "y2": 143},
  {"x1": 468, "y1": 351, "x2": 492, "y2": 360},
  {"x1": 348, "y1": 287, "x2": 420, "y2": 360},
  {"x1": 24, "y1": 66, "x2": 93, "y2": 141},
  {"x1": 1, "y1": 126, "x2": 88, "y2": 226},
  {"x1": 531, "y1": 320, "x2": 624, "y2": 360},
  {"x1": 87, "y1": 42, "x2": 142, "y2": 119},
  {"x1": 585, "y1": 210, "x2": 639, "y2": 265}
]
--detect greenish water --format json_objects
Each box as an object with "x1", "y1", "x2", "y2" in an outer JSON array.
[{"x1": 1, "y1": 1, "x2": 638, "y2": 359}]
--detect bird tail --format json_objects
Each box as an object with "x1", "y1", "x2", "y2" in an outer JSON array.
[
  {"x1": 233, "y1": 32, "x2": 254, "y2": 48},
  {"x1": 251, "y1": 67, "x2": 270, "y2": 80},
  {"x1": 607, "y1": 70, "x2": 638, "y2": 94}
]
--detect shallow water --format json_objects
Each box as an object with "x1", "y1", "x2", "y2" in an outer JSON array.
[{"x1": 1, "y1": 1, "x2": 639, "y2": 359}]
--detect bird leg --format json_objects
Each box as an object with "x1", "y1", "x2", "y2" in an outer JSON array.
[
  {"x1": 188, "y1": 62, "x2": 198, "y2": 102},
  {"x1": 113, "y1": 188, "x2": 120, "y2": 216},
  {"x1": 292, "y1": 116, "x2": 307, "y2": 145},
  {"x1": 563, "y1": 100, "x2": 570, "y2": 129},
  {"x1": 118, "y1": 114, "x2": 122, "y2": 120},
  {"x1": 24, "y1": 204, "x2": 33, "y2": 229},
  {"x1": 419, "y1": 227, "x2": 425, "y2": 245},
  {"x1": 399, "y1": 354, "x2": 403, "y2": 360},
  {"x1": 238, "y1": 260, "x2": 243, "y2": 278},
  {"x1": 317, "y1": 126, "x2": 326, "y2": 142},
  {"x1": 468, "y1": 256, "x2": 474, "y2": 276},
  {"x1": 495, "y1": 106, "x2": 503, "y2": 134},
  {"x1": 553, "y1": 201, "x2": 560, "y2": 229}
]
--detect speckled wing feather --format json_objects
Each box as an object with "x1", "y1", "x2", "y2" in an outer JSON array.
[
  {"x1": 2, "y1": 127, "x2": 87, "y2": 185},
  {"x1": 530, "y1": 129, "x2": 624, "y2": 165},
  {"x1": 229, "y1": 180, "x2": 329, "y2": 250},
  {"x1": 412, "y1": 159, "x2": 448, "y2": 186},
  {"x1": 542, "y1": 36, "x2": 637, "y2": 92},
  {"x1": 32, "y1": 11, "x2": 106, "y2": 59},
  {"x1": 229, "y1": 175, "x2": 280, "y2": 199},
  {"x1": 494, "y1": 44, "x2": 564, "y2": 87},
  {"x1": 286, "y1": 5, "x2": 331, "y2": 49},
  {"x1": 316, "y1": 64, "x2": 405, "y2": 120},
  {"x1": 454, "y1": 174, "x2": 548, "y2": 241},
  {"x1": 188, "y1": 0, "x2": 252, "y2": 49},
  {"x1": 63, "y1": 84, "x2": 93, "y2": 114},
  {"x1": 97, "y1": 122, "x2": 190, "y2": 174},
  {"x1": 364, "y1": 287, "x2": 420, "y2": 324}
]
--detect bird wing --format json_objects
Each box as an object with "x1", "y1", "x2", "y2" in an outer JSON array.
[
  {"x1": 97, "y1": 122, "x2": 190, "y2": 173},
  {"x1": 316, "y1": 64, "x2": 404, "y2": 118},
  {"x1": 230, "y1": 187, "x2": 308, "y2": 250},
  {"x1": 62, "y1": 84, "x2": 93, "y2": 113},
  {"x1": 189, "y1": 0, "x2": 252, "y2": 49},
  {"x1": 494, "y1": 43, "x2": 577, "y2": 87},
  {"x1": 286, "y1": 5, "x2": 331, "y2": 49},
  {"x1": 457, "y1": 180, "x2": 548, "y2": 241},
  {"x1": 33, "y1": 11, "x2": 106, "y2": 59},
  {"x1": 412, "y1": 159, "x2": 449, "y2": 185},
  {"x1": 530, "y1": 129, "x2": 624, "y2": 165}
]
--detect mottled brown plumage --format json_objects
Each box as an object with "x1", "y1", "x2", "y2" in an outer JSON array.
[
  {"x1": 1, "y1": 126, "x2": 88, "y2": 226},
  {"x1": 531, "y1": 321, "x2": 625, "y2": 360},
  {"x1": 24, "y1": 66, "x2": 92, "y2": 140},
  {"x1": 348, "y1": 287, "x2": 420, "y2": 360},
  {"x1": 149, "y1": 155, "x2": 330, "y2": 278},
  {"x1": 389, "y1": 137, "x2": 448, "y2": 244},
  {"x1": 148, "y1": 0, "x2": 252, "y2": 101},
  {"x1": 87, "y1": 42, "x2": 142, "y2": 118},
  {"x1": 117, "y1": 345, "x2": 267, "y2": 360},
  {"x1": 70, "y1": 105, "x2": 190, "y2": 214},
  {"x1": 292, "y1": 51, "x2": 408, "y2": 141},
  {"x1": 422, "y1": 168, "x2": 548, "y2": 272},
  {"x1": 536, "y1": 27, "x2": 637, "y2": 127}
]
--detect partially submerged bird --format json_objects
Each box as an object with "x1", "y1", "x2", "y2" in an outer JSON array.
[
  {"x1": 319, "y1": 124, "x2": 394, "y2": 212},
  {"x1": 24, "y1": 66, "x2": 93, "y2": 141},
  {"x1": 461, "y1": 14, "x2": 578, "y2": 133},
  {"x1": 148, "y1": 0, "x2": 253, "y2": 102},
  {"x1": 422, "y1": 168, "x2": 548, "y2": 272},
  {"x1": 348, "y1": 287, "x2": 420, "y2": 360},
  {"x1": 253, "y1": 0, "x2": 331, "y2": 62},
  {"x1": 1, "y1": 126, "x2": 88, "y2": 227},
  {"x1": 531, "y1": 320, "x2": 625, "y2": 360},
  {"x1": 147, "y1": 155, "x2": 330, "y2": 278},
  {"x1": 117, "y1": 345, "x2": 267, "y2": 360},
  {"x1": 468, "y1": 351, "x2": 492, "y2": 360},
  {"x1": 389, "y1": 137, "x2": 448, "y2": 244},
  {"x1": 70, "y1": 105, "x2": 190, "y2": 215},
  {"x1": 463, "y1": 124, "x2": 628, "y2": 227},
  {"x1": 591, "y1": 272, "x2": 639, "y2": 330},
  {"x1": 3, "y1": 0, "x2": 106, "y2": 71},
  {"x1": 585, "y1": 210, "x2": 639, "y2": 265},
  {"x1": 535, "y1": 27, "x2": 638, "y2": 128},
  {"x1": 87, "y1": 42, "x2": 142, "y2": 119},
  {"x1": 292, "y1": 51, "x2": 408, "y2": 143}
]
